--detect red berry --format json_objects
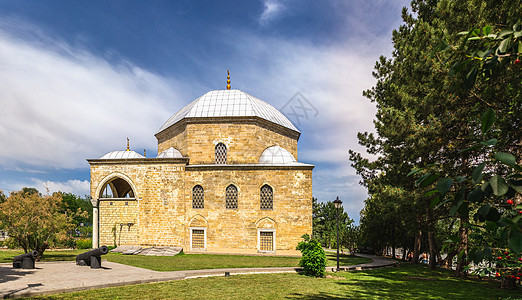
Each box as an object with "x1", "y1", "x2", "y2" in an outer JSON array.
[
  {"x1": 517, "y1": 277, "x2": 520, "y2": 280},
  {"x1": 515, "y1": 58, "x2": 521, "y2": 65},
  {"x1": 496, "y1": 272, "x2": 500, "y2": 277},
  {"x1": 519, "y1": 258, "x2": 522, "y2": 261},
  {"x1": 498, "y1": 256, "x2": 502, "y2": 259},
  {"x1": 505, "y1": 251, "x2": 509, "y2": 255},
  {"x1": 519, "y1": 210, "x2": 522, "y2": 214},
  {"x1": 507, "y1": 199, "x2": 514, "y2": 205}
]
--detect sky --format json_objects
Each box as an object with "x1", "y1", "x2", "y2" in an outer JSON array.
[{"x1": 0, "y1": 0, "x2": 411, "y2": 223}]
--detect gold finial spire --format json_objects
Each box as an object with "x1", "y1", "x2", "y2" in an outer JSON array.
[
  {"x1": 144, "y1": 149, "x2": 146, "y2": 157},
  {"x1": 126, "y1": 137, "x2": 130, "y2": 151},
  {"x1": 226, "y1": 69, "x2": 231, "y2": 90}
]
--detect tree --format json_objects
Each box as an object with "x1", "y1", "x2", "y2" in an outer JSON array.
[
  {"x1": 312, "y1": 199, "x2": 355, "y2": 249},
  {"x1": 0, "y1": 189, "x2": 75, "y2": 260},
  {"x1": 58, "y1": 192, "x2": 93, "y2": 226},
  {"x1": 350, "y1": 0, "x2": 520, "y2": 276},
  {"x1": 0, "y1": 190, "x2": 6, "y2": 203}
]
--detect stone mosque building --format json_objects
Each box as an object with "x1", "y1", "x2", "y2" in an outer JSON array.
[{"x1": 88, "y1": 74, "x2": 313, "y2": 255}]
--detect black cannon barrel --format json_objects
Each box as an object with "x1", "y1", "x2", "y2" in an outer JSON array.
[
  {"x1": 76, "y1": 246, "x2": 108, "y2": 266},
  {"x1": 13, "y1": 250, "x2": 38, "y2": 262}
]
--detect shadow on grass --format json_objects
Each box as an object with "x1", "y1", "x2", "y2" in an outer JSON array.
[
  {"x1": 288, "y1": 264, "x2": 520, "y2": 300},
  {"x1": 325, "y1": 252, "x2": 372, "y2": 266}
]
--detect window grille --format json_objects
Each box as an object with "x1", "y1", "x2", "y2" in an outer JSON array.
[
  {"x1": 260, "y1": 185, "x2": 273, "y2": 210},
  {"x1": 259, "y1": 231, "x2": 273, "y2": 251},
  {"x1": 226, "y1": 185, "x2": 238, "y2": 209},
  {"x1": 192, "y1": 229, "x2": 205, "y2": 249},
  {"x1": 215, "y1": 143, "x2": 227, "y2": 164},
  {"x1": 192, "y1": 185, "x2": 204, "y2": 209}
]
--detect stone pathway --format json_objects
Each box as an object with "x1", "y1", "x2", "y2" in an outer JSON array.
[{"x1": 0, "y1": 254, "x2": 398, "y2": 299}]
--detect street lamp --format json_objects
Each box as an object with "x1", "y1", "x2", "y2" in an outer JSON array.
[{"x1": 333, "y1": 196, "x2": 343, "y2": 271}]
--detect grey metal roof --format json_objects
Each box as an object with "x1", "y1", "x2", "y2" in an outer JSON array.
[
  {"x1": 259, "y1": 146, "x2": 296, "y2": 164},
  {"x1": 100, "y1": 150, "x2": 145, "y2": 159},
  {"x1": 157, "y1": 147, "x2": 184, "y2": 158},
  {"x1": 157, "y1": 89, "x2": 299, "y2": 134}
]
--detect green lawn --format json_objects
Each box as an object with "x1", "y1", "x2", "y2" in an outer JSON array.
[
  {"x1": 0, "y1": 249, "x2": 86, "y2": 263},
  {"x1": 0, "y1": 249, "x2": 370, "y2": 271},
  {"x1": 32, "y1": 264, "x2": 521, "y2": 300}
]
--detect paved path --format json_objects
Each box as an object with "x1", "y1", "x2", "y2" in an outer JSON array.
[{"x1": 0, "y1": 254, "x2": 398, "y2": 299}]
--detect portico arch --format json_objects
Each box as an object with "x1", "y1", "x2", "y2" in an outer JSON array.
[
  {"x1": 95, "y1": 173, "x2": 139, "y2": 201},
  {"x1": 92, "y1": 173, "x2": 139, "y2": 248}
]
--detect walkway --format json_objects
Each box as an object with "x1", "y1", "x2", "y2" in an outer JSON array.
[{"x1": 0, "y1": 254, "x2": 398, "y2": 299}]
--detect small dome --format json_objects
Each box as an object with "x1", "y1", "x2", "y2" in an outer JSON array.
[
  {"x1": 100, "y1": 150, "x2": 145, "y2": 159},
  {"x1": 157, "y1": 147, "x2": 183, "y2": 158},
  {"x1": 259, "y1": 146, "x2": 296, "y2": 164}
]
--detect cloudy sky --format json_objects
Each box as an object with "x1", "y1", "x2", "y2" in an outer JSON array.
[{"x1": 0, "y1": 0, "x2": 410, "y2": 223}]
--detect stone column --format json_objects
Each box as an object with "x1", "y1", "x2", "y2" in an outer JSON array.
[{"x1": 92, "y1": 202, "x2": 99, "y2": 248}]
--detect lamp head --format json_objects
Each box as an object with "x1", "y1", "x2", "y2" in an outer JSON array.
[{"x1": 333, "y1": 196, "x2": 342, "y2": 209}]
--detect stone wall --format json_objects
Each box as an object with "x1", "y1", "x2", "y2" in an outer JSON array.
[
  {"x1": 157, "y1": 121, "x2": 299, "y2": 164},
  {"x1": 183, "y1": 166, "x2": 313, "y2": 253},
  {"x1": 90, "y1": 161, "x2": 312, "y2": 254},
  {"x1": 99, "y1": 199, "x2": 138, "y2": 246}
]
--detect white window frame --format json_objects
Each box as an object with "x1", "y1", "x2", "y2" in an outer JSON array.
[
  {"x1": 190, "y1": 227, "x2": 207, "y2": 251},
  {"x1": 257, "y1": 228, "x2": 276, "y2": 253}
]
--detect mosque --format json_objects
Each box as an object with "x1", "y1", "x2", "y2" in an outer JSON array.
[{"x1": 88, "y1": 73, "x2": 313, "y2": 255}]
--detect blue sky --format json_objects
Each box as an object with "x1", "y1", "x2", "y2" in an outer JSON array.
[{"x1": 0, "y1": 0, "x2": 410, "y2": 223}]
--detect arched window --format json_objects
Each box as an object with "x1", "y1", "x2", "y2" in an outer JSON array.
[
  {"x1": 215, "y1": 143, "x2": 227, "y2": 164},
  {"x1": 192, "y1": 185, "x2": 204, "y2": 209},
  {"x1": 260, "y1": 185, "x2": 273, "y2": 210},
  {"x1": 226, "y1": 185, "x2": 238, "y2": 209}
]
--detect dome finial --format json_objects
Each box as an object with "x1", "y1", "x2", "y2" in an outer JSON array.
[
  {"x1": 126, "y1": 137, "x2": 130, "y2": 151},
  {"x1": 226, "y1": 69, "x2": 231, "y2": 90}
]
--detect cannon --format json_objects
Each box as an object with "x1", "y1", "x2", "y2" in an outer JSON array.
[
  {"x1": 13, "y1": 250, "x2": 38, "y2": 269},
  {"x1": 76, "y1": 246, "x2": 109, "y2": 269}
]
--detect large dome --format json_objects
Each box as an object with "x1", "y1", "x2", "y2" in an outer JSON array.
[{"x1": 157, "y1": 89, "x2": 299, "y2": 134}]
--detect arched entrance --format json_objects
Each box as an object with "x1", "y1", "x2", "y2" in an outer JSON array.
[{"x1": 94, "y1": 174, "x2": 138, "y2": 248}]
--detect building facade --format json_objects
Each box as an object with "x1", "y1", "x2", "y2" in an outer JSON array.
[{"x1": 88, "y1": 88, "x2": 313, "y2": 255}]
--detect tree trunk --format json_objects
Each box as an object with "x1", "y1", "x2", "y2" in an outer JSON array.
[
  {"x1": 392, "y1": 246, "x2": 396, "y2": 259},
  {"x1": 412, "y1": 215, "x2": 422, "y2": 264},
  {"x1": 428, "y1": 231, "x2": 437, "y2": 269},
  {"x1": 402, "y1": 249, "x2": 407, "y2": 261},
  {"x1": 455, "y1": 216, "x2": 469, "y2": 277}
]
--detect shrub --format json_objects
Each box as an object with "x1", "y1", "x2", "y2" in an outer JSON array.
[
  {"x1": 76, "y1": 238, "x2": 92, "y2": 249},
  {"x1": 297, "y1": 234, "x2": 326, "y2": 277}
]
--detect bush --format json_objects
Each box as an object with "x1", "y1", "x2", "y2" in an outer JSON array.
[
  {"x1": 296, "y1": 234, "x2": 326, "y2": 277},
  {"x1": 76, "y1": 238, "x2": 92, "y2": 249}
]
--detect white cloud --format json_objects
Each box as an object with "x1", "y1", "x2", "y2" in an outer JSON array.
[
  {"x1": 259, "y1": 0, "x2": 285, "y2": 26},
  {"x1": 219, "y1": 31, "x2": 390, "y2": 222},
  {"x1": 0, "y1": 22, "x2": 188, "y2": 170}
]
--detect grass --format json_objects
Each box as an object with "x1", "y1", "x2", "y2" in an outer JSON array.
[
  {"x1": 0, "y1": 249, "x2": 86, "y2": 263},
  {"x1": 106, "y1": 251, "x2": 370, "y2": 271},
  {"x1": 0, "y1": 249, "x2": 370, "y2": 271},
  {"x1": 31, "y1": 263, "x2": 521, "y2": 300}
]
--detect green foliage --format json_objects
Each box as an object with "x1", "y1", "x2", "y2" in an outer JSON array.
[
  {"x1": 0, "y1": 189, "x2": 76, "y2": 259},
  {"x1": 350, "y1": 0, "x2": 521, "y2": 275},
  {"x1": 58, "y1": 192, "x2": 93, "y2": 226},
  {"x1": 312, "y1": 198, "x2": 356, "y2": 251},
  {"x1": 296, "y1": 234, "x2": 326, "y2": 277},
  {"x1": 76, "y1": 238, "x2": 92, "y2": 249}
]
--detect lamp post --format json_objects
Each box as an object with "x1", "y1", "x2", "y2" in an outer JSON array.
[{"x1": 333, "y1": 196, "x2": 342, "y2": 272}]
